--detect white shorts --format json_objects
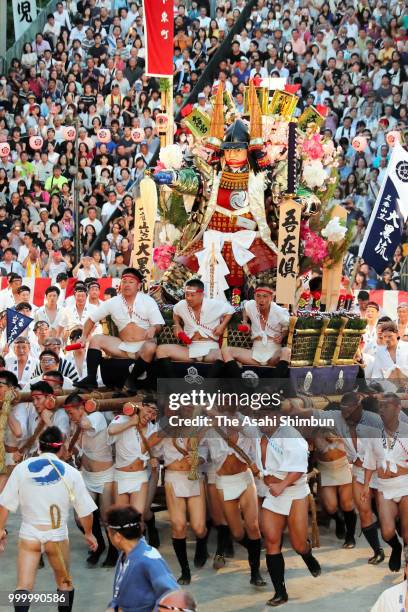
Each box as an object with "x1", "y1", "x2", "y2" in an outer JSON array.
[
  {"x1": 216, "y1": 469, "x2": 255, "y2": 502},
  {"x1": 262, "y1": 476, "x2": 310, "y2": 516},
  {"x1": 82, "y1": 466, "x2": 115, "y2": 494},
  {"x1": 118, "y1": 340, "x2": 145, "y2": 358},
  {"x1": 377, "y1": 474, "x2": 408, "y2": 503},
  {"x1": 352, "y1": 464, "x2": 378, "y2": 489},
  {"x1": 165, "y1": 470, "x2": 202, "y2": 498},
  {"x1": 115, "y1": 469, "x2": 148, "y2": 495},
  {"x1": 19, "y1": 523, "x2": 68, "y2": 551},
  {"x1": 188, "y1": 340, "x2": 219, "y2": 359},
  {"x1": 318, "y1": 456, "x2": 352, "y2": 487},
  {"x1": 252, "y1": 340, "x2": 280, "y2": 365}
]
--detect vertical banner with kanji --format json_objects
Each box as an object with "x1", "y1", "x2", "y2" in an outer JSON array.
[
  {"x1": 143, "y1": 0, "x2": 174, "y2": 76},
  {"x1": 6, "y1": 308, "x2": 33, "y2": 345},
  {"x1": 12, "y1": 0, "x2": 37, "y2": 40},
  {"x1": 131, "y1": 177, "x2": 158, "y2": 291},
  {"x1": 275, "y1": 199, "x2": 302, "y2": 305},
  {"x1": 359, "y1": 143, "x2": 408, "y2": 274}
]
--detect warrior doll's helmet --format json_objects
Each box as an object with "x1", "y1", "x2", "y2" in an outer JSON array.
[{"x1": 221, "y1": 120, "x2": 250, "y2": 150}]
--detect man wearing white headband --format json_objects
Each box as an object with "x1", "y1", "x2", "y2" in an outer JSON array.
[
  {"x1": 222, "y1": 285, "x2": 289, "y2": 366},
  {"x1": 76, "y1": 268, "x2": 164, "y2": 391},
  {"x1": 155, "y1": 278, "x2": 234, "y2": 374}
]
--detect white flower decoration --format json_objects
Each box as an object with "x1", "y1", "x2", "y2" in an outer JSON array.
[
  {"x1": 159, "y1": 223, "x2": 181, "y2": 245},
  {"x1": 159, "y1": 144, "x2": 183, "y2": 170},
  {"x1": 321, "y1": 217, "x2": 347, "y2": 242},
  {"x1": 302, "y1": 160, "x2": 327, "y2": 188}
]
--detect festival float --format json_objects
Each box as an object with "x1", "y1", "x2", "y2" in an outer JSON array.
[{"x1": 125, "y1": 80, "x2": 367, "y2": 396}]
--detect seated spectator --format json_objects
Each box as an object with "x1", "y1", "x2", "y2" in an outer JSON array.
[{"x1": 107, "y1": 252, "x2": 127, "y2": 278}]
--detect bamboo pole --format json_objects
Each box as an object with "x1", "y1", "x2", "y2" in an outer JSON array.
[
  {"x1": 313, "y1": 318, "x2": 329, "y2": 367},
  {"x1": 332, "y1": 317, "x2": 349, "y2": 365}
]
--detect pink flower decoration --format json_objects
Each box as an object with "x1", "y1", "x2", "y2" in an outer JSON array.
[
  {"x1": 300, "y1": 220, "x2": 310, "y2": 240},
  {"x1": 302, "y1": 134, "x2": 324, "y2": 161},
  {"x1": 301, "y1": 222, "x2": 328, "y2": 263},
  {"x1": 153, "y1": 245, "x2": 176, "y2": 270},
  {"x1": 322, "y1": 140, "x2": 335, "y2": 156},
  {"x1": 154, "y1": 161, "x2": 167, "y2": 173}
]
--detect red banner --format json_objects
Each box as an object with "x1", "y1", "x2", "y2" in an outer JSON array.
[{"x1": 143, "y1": 0, "x2": 174, "y2": 77}]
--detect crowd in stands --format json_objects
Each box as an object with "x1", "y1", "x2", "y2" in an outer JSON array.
[{"x1": 0, "y1": 0, "x2": 406, "y2": 292}]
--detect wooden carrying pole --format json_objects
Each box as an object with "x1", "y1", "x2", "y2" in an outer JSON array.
[
  {"x1": 313, "y1": 318, "x2": 329, "y2": 367},
  {"x1": 15, "y1": 390, "x2": 113, "y2": 403},
  {"x1": 15, "y1": 390, "x2": 116, "y2": 407},
  {"x1": 84, "y1": 395, "x2": 142, "y2": 413}
]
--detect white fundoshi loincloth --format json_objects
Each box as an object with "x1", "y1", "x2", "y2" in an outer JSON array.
[
  {"x1": 19, "y1": 523, "x2": 68, "y2": 551},
  {"x1": 255, "y1": 477, "x2": 269, "y2": 498},
  {"x1": 165, "y1": 470, "x2": 202, "y2": 497},
  {"x1": 188, "y1": 340, "x2": 219, "y2": 359},
  {"x1": 377, "y1": 474, "x2": 408, "y2": 503},
  {"x1": 251, "y1": 339, "x2": 281, "y2": 365},
  {"x1": 81, "y1": 466, "x2": 115, "y2": 494},
  {"x1": 318, "y1": 456, "x2": 352, "y2": 487},
  {"x1": 114, "y1": 469, "x2": 148, "y2": 495},
  {"x1": 216, "y1": 469, "x2": 255, "y2": 501},
  {"x1": 262, "y1": 476, "x2": 310, "y2": 516},
  {"x1": 118, "y1": 340, "x2": 145, "y2": 358}
]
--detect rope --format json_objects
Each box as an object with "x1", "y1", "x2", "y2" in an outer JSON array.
[
  {"x1": 0, "y1": 391, "x2": 16, "y2": 473},
  {"x1": 308, "y1": 493, "x2": 320, "y2": 549},
  {"x1": 49, "y1": 504, "x2": 73, "y2": 589},
  {"x1": 46, "y1": 458, "x2": 75, "y2": 504}
]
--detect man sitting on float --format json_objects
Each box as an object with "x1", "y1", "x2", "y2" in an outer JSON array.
[
  {"x1": 221, "y1": 285, "x2": 289, "y2": 367},
  {"x1": 76, "y1": 268, "x2": 164, "y2": 391},
  {"x1": 155, "y1": 279, "x2": 234, "y2": 376}
]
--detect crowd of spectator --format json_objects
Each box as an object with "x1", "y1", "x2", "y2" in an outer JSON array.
[
  {"x1": 0, "y1": 0, "x2": 406, "y2": 290},
  {"x1": 0, "y1": 0, "x2": 163, "y2": 283}
]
